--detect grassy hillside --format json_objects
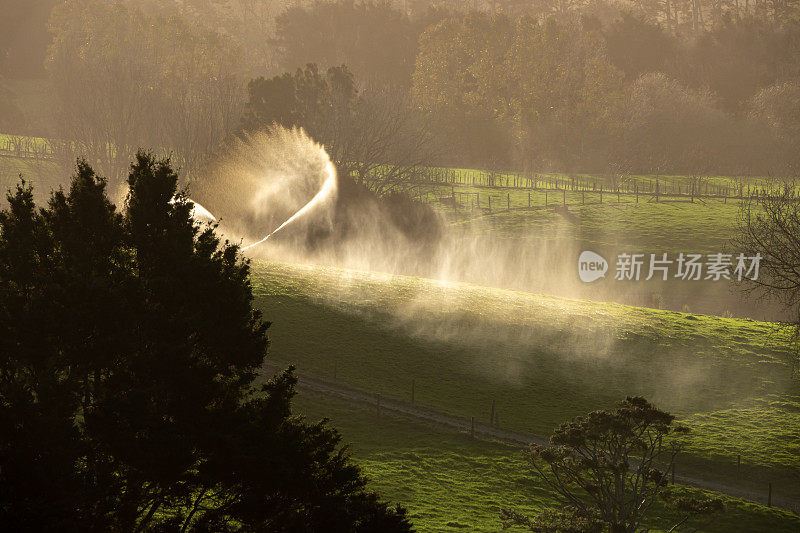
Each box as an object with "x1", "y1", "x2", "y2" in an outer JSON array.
[
  {"x1": 251, "y1": 260, "x2": 799, "y2": 497},
  {"x1": 293, "y1": 392, "x2": 800, "y2": 532},
  {"x1": 0, "y1": 151, "x2": 60, "y2": 202},
  {"x1": 421, "y1": 186, "x2": 783, "y2": 320},
  {"x1": 448, "y1": 195, "x2": 740, "y2": 255}
]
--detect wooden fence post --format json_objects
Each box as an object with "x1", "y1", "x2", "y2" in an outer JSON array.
[
  {"x1": 490, "y1": 399, "x2": 496, "y2": 427},
  {"x1": 768, "y1": 483, "x2": 772, "y2": 507}
]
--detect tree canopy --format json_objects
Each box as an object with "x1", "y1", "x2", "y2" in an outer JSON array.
[
  {"x1": 0, "y1": 154, "x2": 412, "y2": 532},
  {"x1": 502, "y1": 397, "x2": 722, "y2": 532}
]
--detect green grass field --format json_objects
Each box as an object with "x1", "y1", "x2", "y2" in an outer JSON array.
[
  {"x1": 444, "y1": 190, "x2": 740, "y2": 254},
  {"x1": 251, "y1": 261, "x2": 800, "y2": 500},
  {"x1": 423, "y1": 185, "x2": 782, "y2": 319},
  {"x1": 292, "y1": 392, "x2": 800, "y2": 532},
  {"x1": 2, "y1": 141, "x2": 799, "y2": 528},
  {"x1": 0, "y1": 132, "x2": 52, "y2": 151},
  {"x1": 0, "y1": 144, "x2": 61, "y2": 202}
]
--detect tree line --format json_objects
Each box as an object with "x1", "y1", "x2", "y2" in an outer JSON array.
[{"x1": 3, "y1": 0, "x2": 800, "y2": 185}]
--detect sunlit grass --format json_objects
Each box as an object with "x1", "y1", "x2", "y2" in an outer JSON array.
[
  {"x1": 252, "y1": 259, "x2": 800, "y2": 498},
  {"x1": 294, "y1": 392, "x2": 800, "y2": 532}
]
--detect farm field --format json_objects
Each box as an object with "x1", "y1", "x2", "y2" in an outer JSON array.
[
  {"x1": 293, "y1": 391, "x2": 800, "y2": 532},
  {"x1": 0, "y1": 148, "x2": 60, "y2": 202},
  {"x1": 421, "y1": 184, "x2": 784, "y2": 320},
  {"x1": 251, "y1": 260, "x2": 800, "y2": 503},
  {"x1": 0, "y1": 147, "x2": 790, "y2": 319},
  {"x1": 439, "y1": 188, "x2": 740, "y2": 254},
  {"x1": 2, "y1": 144, "x2": 800, "y2": 527},
  {"x1": 7, "y1": 3, "x2": 800, "y2": 530},
  {"x1": 0, "y1": 132, "x2": 53, "y2": 152}
]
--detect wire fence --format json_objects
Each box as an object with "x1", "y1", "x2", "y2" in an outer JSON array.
[
  {"x1": 272, "y1": 360, "x2": 799, "y2": 513},
  {"x1": 416, "y1": 167, "x2": 800, "y2": 213},
  {"x1": 4, "y1": 136, "x2": 795, "y2": 206},
  {"x1": 0, "y1": 135, "x2": 55, "y2": 160}
]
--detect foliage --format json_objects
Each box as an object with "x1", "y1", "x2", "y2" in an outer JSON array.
[
  {"x1": 0, "y1": 78, "x2": 24, "y2": 133},
  {"x1": 603, "y1": 12, "x2": 677, "y2": 81},
  {"x1": 275, "y1": 0, "x2": 442, "y2": 89},
  {"x1": 620, "y1": 73, "x2": 736, "y2": 174},
  {"x1": 408, "y1": 9, "x2": 800, "y2": 174},
  {"x1": 511, "y1": 16, "x2": 625, "y2": 171},
  {"x1": 0, "y1": 154, "x2": 412, "y2": 531},
  {"x1": 500, "y1": 506, "x2": 604, "y2": 532},
  {"x1": 412, "y1": 12, "x2": 624, "y2": 170},
  {"x1": 45, "y1": 0, "x2": 244, "y2": 181},
  {"x1": 749, "y1": 81, "x2": 800, "y2": 175},
  {"x1": 503, "y1": 397, "x2": 722, "y2": 532},
  {"x1": 242, "y1": 64, "x2": 433, "y2": 194},
  {"x1": 0, "y1": 0, "x2": 58, "y2": 77},
  {"x1": 412, "y1": 11, "x2": 518, "y2": 168}
]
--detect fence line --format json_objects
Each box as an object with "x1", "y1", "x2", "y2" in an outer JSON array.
[
  {"x1": 419, "y1": 175, "x2": 800, "y2": 214},
  {"x1": 4, "y1": 138, "x2": 794, "y2": 205},
  {"x1": 416, "y1": 166, "x2": 798, "y2": 207},
  {"x1": 0, "y1": 136, "x2": 55, "y2": 160},
  {"x1": 263, "y1": 361, "x2": 799, "y2": 513}
]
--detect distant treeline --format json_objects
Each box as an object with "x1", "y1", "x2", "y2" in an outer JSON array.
[{"x1": 2, "y1": 0, "x2": 800, "y2": 180}]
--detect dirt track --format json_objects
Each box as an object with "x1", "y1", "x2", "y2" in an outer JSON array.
[{"x1": 262, "y1": 363, "x2": 800, "y2": 514}]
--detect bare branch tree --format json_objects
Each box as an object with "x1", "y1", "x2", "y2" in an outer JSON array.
[{"x1": 737, "y1": 183, "x2": 800, "y2": 369}]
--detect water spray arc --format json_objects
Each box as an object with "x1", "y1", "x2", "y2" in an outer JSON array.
[
  {"x1": 188, "y1": 200, "x2": 216, "y2": 222},
  {"x1": 241, "y1": 160, "x2": 337, "y2": 251},
  {"x1": 186, "y1": 127, "x2": 339, "y2": 253}
]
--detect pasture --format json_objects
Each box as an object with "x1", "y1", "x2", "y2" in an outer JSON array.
[
  {"x1": 3, "y1": 144, "x2": 799, "y2": 525},
  {"x1": 293, "y1": 392, "x2": 800, "y2": 532},
  {"x1": 251, "y1": 260, "x2": 800, "y2": 503}
]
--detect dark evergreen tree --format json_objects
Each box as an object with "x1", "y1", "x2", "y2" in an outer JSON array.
[{"x1": 0, "y1": 155, "x2": 412, "y2": 532}]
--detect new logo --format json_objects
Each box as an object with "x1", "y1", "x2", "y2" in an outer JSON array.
[{"x1": 578, "y1": 251, "x2": 608, "y2": 283}]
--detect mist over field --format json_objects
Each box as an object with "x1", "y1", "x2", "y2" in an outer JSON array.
[{"x1": 2, "y1": 1, "x2": 800, "y2": 531}]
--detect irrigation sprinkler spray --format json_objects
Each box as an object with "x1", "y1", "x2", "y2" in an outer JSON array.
[
  {"x1": 184, "y1": 128, "x2": 339, "y2": 252},
  {"x1": 240, "y1": 160, "x2": 337, "y2": 251}
]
